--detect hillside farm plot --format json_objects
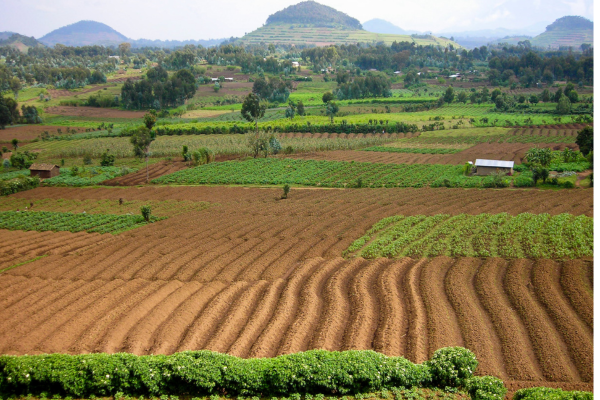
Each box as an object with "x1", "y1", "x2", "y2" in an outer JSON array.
[
  {"x1": 0, "y1": 185, "x2": 593, "y2": 395},
  {"x1": 0, "y1": 211, "x2": 163, "y2": 234},
  {"x1": 344, "y1": 213, "x2": 593, "y2": 259},
  {"x1": 0, "y1": 125, "x2": 88, "y2": 143},
  {"x1": 45, "y1": 106, "x2": 146, "y2": 119},
  {"x1": 151, "y1": 158, "x2": 485, "y2": 188},
  {"x1": 291, "y1": 142, "x2": 576, "y2": 165}
]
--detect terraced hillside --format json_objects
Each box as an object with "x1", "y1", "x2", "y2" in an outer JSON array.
[
  {"x1": 532, "y1": 28, "x2": 593, "y2": 49},
  {"x1": 238, "y1": 24, "x2": 457, "y2": 46},
  {"x1": 0, "y1": 185, "x2": 593, "y2": 395}
]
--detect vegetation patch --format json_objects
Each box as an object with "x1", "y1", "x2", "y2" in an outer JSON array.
[
  {"x1": 344, "y1": 213, "x2": 593, "y2": 259},
  {"x1": 151, "y1": 158, "x2": 488, "y2": 188},
  {"x1": 0, "y1": 210, "x2": 163, "y2": 234},
  {"x1": 360, "y1": 146, "x2": 462, "y2": 154},
  {"x1": 514, "y1": 387, "x2": 593, "y2": 400},
  {"x1": 0, "y1": 347, "x2": 503, "y2": 398}
]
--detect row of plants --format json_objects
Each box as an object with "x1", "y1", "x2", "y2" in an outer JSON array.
[
  {"x1": 395, "y1": 134, "x2": 576, "y2": 145},
  {"x1": 151, "y1": 159, "x2": 490, "y2": 189},
  {"x1": 0, "y1": 347, "x2": 502, "y2": 398},
  {"x1": 0, "y1": 210, "x2": 162, "y2": 235},
  {"x1": 344, "y1": 213, "x2": 593, "y2": 259},
  {"x1": 360, "y1": 147, "x2": 462, "y2": 154},
  {"x1": 43, "y1": 167, "x2": 137, "y2": 187}
]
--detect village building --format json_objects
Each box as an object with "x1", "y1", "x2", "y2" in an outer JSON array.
[
  {"x1": 29, "y1": 163, "x2": 60, "y2": 179},
  {"x1": 474, "y1": 159, "x2": 514, "y2": 176},
  {"x1": 224, "y1": 77, "x2": 234, "y2": 82}
]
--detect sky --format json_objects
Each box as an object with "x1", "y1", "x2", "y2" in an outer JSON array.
[{"x1": 0, "y1": 0, "x2": 594, "y2": 40}]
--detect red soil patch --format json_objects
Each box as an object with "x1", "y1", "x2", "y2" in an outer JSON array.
[
  {"x1": 0, "y1": 185, "x2": 593, "y2": 394},
  {"x1": 102, "y1": 161, "x2": 188, "y2": 186},
  {"x1": 45, "y1": 106, "x2": 146, "y2": 119},
  {"x1": 288, "y1": 142, "x2": 574, "y2": 165}
]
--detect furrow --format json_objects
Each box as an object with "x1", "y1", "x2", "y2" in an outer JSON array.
[{"x1": 559, "y1": 260, "x2": 593, "y2": 330}]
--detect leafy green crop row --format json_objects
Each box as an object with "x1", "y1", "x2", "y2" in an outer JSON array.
[
  {"x1": 0, "y1": 211, "x2": 163, "y2": 235},
  {"x1": 152, "y1": 159, "x2": 488, "y2": 188},
  {"x1": 360, "y1": 146, "x2": 461, "y2": 154},
  {"x1": 43, "y1": 167, "x2": 136, "y2": 187},
  {"x1": 514, "y1": 387, "x2": 592, "y2": 400},
  {"x1": 0, "y1": 347, "x2": 505, "y2": 399},
  {"x1": 396, "y1": 134, "x2": 576, "y2": 145},
  {"x1": 344, "y1": 213, "x2": 593, "y2": 259}
]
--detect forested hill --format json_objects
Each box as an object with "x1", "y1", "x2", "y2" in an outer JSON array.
[
  {"x1": 546, "y1": 16, "x2": 593, "y2": 31},
  {"x1": 0, "y1": 33, "x2": 44, "y2": 52},
  {"x1": 39, "y1": 20, "x2": 128, "y2": 46},
  {"x1": 530, "y1": 15, "x2": 593, "y2": 49},
  {"x1": 266, "y1": 1, "x2": 362, "y2": 29}
]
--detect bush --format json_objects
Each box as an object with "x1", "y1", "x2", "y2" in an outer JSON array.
[
  {"x1": 425, "y1": 347, "x2": 478, "y2": 388},
  {"x1": 283, "y1": 146, "x2": 294, "y2": 155},
  {"x1": 100, "y1": 150, "x2": 115, "y2": 167},
  {"x1": 514, "y1": 175, "x2": 535, "y2": 187},
  {"x1": 0, "y1": 350, "x2": 447, "y2": 398},
  {"x1": 0, "y1": 175, "x2": 40, "y2": 196},
  {"x1": 466, "y1": 376, "x2": 506, "y2": 400},
  {"x1": 282, "y1": 184, "x2": 290, "y2": 199},
  {"x1": 140, "y1": 205, "x2": 152, "y2": 222},
  {"x1": 561, "y1": 180, "x2": 575, "y2": 188},
  {"x1": 514, "y1": 387, "x2": 593, "y2": 400}
]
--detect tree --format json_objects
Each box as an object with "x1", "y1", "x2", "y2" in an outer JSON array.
[
  {"x1": 130, "y1": 126, "x2": 155, "y2": 182},
  {"x1": 325, "y1": 101, "x2": 339, "y2": 123},
  {"x1": 10, "y1": 78, "x2": 21, "y2": 101},
  {"x1": 11, "y1": 138, "x2": 18, "y2": 150},
  {"x1": 490, "y1": 88, "x2": 502, "y2": 102},
  {"x1": 525, "y1": 147, "x2": 552, "y2": 167},
  {"x1": 285, "y1": 102, "x2": 296, "y2": 119},
  {"x1": 246, "y1": 130, "x2": 270, "y2": 158},
  {"x1": 518, "y1": 95, "x2": 526, "y2": 104},
  {"x1": 241, "y1": 93, "x2": 267, "y2": 138},
  {"x1": 296, "y1": 100, "x2": 305, "y2": 116},
  {"x1": 443, "y1": 87, "x2": 455, "y2": 104},
  {"x1": 529, "y1": 94, "x2": 539, "y2": 105},
  {"x1": 457, "y1": 91, "x2": 468, "y2": 104},
  {"x1": 556, "y1": 95, "x2": 571, "y2": 115},
  {"x1": 119, "y1": 42, "x2": 131, "y2": 57},
  {"x1": 322, "y1": 91, "x2": 335, "y2": 103},
  {"x1": 576, "y1": 126, "x2": 593, "y2": 156},
  {"x1": 540, "y1": 89, "x2": 550, "y2": 102},
  {"x1": 567, "y1": 90, "x2": 579, "y2": 103},
  {"x1": 144, "y1": 110, "x2": 157, "y2": 130},
  {"x1": 553, "y1": 88, "x2": 563, "y2": 102},
  {"x1": 0, "y1": 103, "x2": 11, "y2": 129}
]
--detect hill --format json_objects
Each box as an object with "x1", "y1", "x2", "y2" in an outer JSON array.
[
  {"x1": 530, "y1": 16, "x2": 593, "y2": 49},
  {"x1": 266, "y1": 1, "x2": 361, "y2": 29},
  {"x1": 239, "y1": 1, "x2": 458, "y2": 47},
  {"x1": 362, "y1": 19, "x2": 417, "y2": 35},
  {"x1": 39, "y1": 20, "x2": 128, "y2": 46},
  {"x1": 0, "y1": 33, "x2": 44, "y2": 52}
]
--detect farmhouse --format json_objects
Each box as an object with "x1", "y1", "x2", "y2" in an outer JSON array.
[
  {"x1": 292, "y1": 61, "x2": 300, "y2": 67},
  {"x1": 211, "y1": 78, "x2": 219, "y2": 82},
  {"x1": 474, "y1": 159, "x2": 514, "y2": 176},
  {"x1": 29, "y1": 163, "x2": 60, "y2": 179},
  {"x1": 224, "y1": 77, "x2": 234, "y2": 82}
]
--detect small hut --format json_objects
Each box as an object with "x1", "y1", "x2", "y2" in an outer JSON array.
[
  {"x1": 29, "y1": 163, "x2": 60, "y2": 179},
  {"x1": 474, "y1": 159, "x2": 514, "y2": 176}
]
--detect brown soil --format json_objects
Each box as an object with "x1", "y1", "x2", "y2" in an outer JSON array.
[
  {"x1": 101, "y1": 161, "x2": 189, "y2": 186},
  {"x1": 45, "y1": 106, "x2": 146, "y2": 119},
  {"x1": 288, "y1": 142, "x2": 575, "y2": 165},
  {"x1": 0, "y1": 185, "x2": 593, "y2": 394}
]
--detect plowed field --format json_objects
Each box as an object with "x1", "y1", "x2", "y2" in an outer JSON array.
[
  {"x1": 289, "y1": 142, "x2": 575, "y2": 165},
  {"x1": 0, "y1": 185, "x2": 593, "y2": 395}
]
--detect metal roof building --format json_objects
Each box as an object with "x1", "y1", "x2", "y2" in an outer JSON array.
[{"x1": 474, "y1": 159, "x2": 514, "y2": 176}]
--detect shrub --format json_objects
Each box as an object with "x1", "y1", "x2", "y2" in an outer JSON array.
[
  {"x1": 514, "y1": 387, "x2": 593, "y2": 400},
  {"x1": 140, "y1": 205, "x2": 152, "y2": 222},
  {"x1": 100, "y1": 150, "x2": 115, "y2": 167},
  {"x1": 513, "y1": 175, "x2": 535, "y2": 187},
  {"x1": 0, "y1": 175, "x2": 40, "y2": 196},
  {"x1": 425, "y1": 347, "x2": 478, "y2": 388},
  {"x1": 83, "y1": 155, "x2": 92, "y2": 165},
  {"x1": 282, "y1": 184, "x2": 290, "y2": 199},
  {"x1": 466, "y1": 376, "x2": 506, "y2": 400},
  {"x1": 561, "y1": 180, "x2": 575, "y2": 188},
  {"x1": 283, "y1": 146, "x2": 294, "y2": 155}
]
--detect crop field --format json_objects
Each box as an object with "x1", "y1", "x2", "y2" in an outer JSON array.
[
  {"x1": 291, "y1": 142, "x2": 575, "y2": 165},
  {"x1": 0, "y1": 210, "x2": 163, "y2": 235},
  {"x1": 151, "y1": 158, "x2": 486, "y2": 188},
  {"x1": 0, "y1": 185, "x2": 593, "y2": 395},
  {"x1": 21, "y1": 133, "x2": 399, "y2": 160},
  {"x1": 344, "y1": 213, "x2": 593, "y2": 259},
  {"x1": 361, "y1": 146, "x2": 462, "y2": 154}
]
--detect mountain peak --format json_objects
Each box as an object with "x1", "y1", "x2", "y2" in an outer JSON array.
[
  {"x1": 266, "y1": 1, "x2": 362, "y2": 30},
  {"x1": 39, "y1": 20, "x2": 129, "y2": 46}
]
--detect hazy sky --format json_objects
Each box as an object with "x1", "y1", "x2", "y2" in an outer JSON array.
[{"x1": 0, "y1": 0, "x2": 594, "y2": 40}]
